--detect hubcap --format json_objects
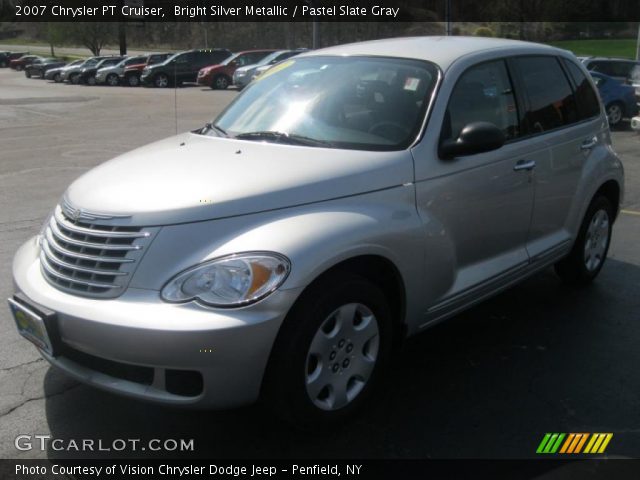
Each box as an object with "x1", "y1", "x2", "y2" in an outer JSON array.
[
  {"x1": 129, "y1": 76, "x2": 139, "y2": 86},
  {"x1": 108, "y1": 75, "x2": 118, "y2": 86},
  {"x1": 607, "y1": 105, "x2": 622, "y2": 125},
  {"x1": 305, "y1": 303, "x2": 379, "y2": 411},
  {"x1": 156, "y1": 75, "x2": 168, "y2": 87},
  {"x1": 216, "y1": 77, "x2": 228, "y2": 89},
  {"x1": 584, "y1": 209, "x2": 610, "y2": 272}
]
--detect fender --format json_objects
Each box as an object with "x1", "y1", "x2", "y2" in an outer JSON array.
[{"x1": 130, "y1": 185, "x2": 430, "y2": 332}]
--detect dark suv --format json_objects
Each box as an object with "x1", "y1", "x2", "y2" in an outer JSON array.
[{"x1": 140, "y1": 49, "x2": 232, "y2": 88}]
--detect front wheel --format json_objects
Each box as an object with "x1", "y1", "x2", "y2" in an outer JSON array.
[
  {"x1": 53, "y1": 72, "x2": 62, "y2": 83},
  {"x1": 15, "y1": 65, "x2": 23, "y2": 71},
  {"x1": 154, "y1": 73, "x2": 169, "y2": 88},
  {"x1": 69, "y1": 73, "x2": 80, "y2": 84},
  {"x1": 24, "y1": 70, "x2": 31, "y2": 78},
  {"x1": 555, "y1": 196, "x2": 614, "y2": 285},
  {"x1": 106, "y1": 73, "x2": 119, "y2": 86},
  {"x1": 263, "y1": 273, "x2": 392, "y2": 428},
  {"x1": 211, "y1": 75, "x2": 229, "y2": 90},
  {"x1": 606, "y1": 102, "x2": 624, "y2": 127},
  {"x1": 86, "y1": 75, "x2": 96, "y2": 86}
]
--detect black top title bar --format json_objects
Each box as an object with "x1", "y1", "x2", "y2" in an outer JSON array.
[{"x1": 2, "y1": 0, "x2": 640, "y2": 22}]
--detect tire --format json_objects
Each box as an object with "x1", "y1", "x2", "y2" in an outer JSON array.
[
  {"x1": 106, "y1": 73, "x2": 119, "y2": 86},
  {"x1": 127, "y1": 74, "x2": 140, "y2": 87},
  {"x1": 154, "y1": 73, "x2": 169, "y2": 88},
  {"x1": 25, "y1": 70, "x2": 31, "y2": 78},
  {"x1": 606, "y1": 102, "x2": 624, "y2": 127},
  {"x1": 263, "y1": 273, "x2": 392, "y2": 428},
  {"x1": 53, "y1": 73, "x2": 62, "y2": 83},
  {"x1": 0, "y1": 61, "x2": 7, "y2": 68},
  {"x1": 69, "y1": 73, "x2": 80, "y2": 85},
  {"x1": 555, "y1": 195, "x2": 614, "y2": 285},
  {"x1": 211, "y1": 75, "x2": 230, "y2": 90},
  {"x1": 86, "y1": 75, "x2": 96, "y2": 86}
]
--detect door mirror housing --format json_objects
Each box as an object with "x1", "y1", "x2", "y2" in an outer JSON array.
[{"x1": 439, "y1": 122, "x2": 506, "y2": 159}]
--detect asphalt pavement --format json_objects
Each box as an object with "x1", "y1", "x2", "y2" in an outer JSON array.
[{"x1": 0, "y1": 67, "x2": 639, "y2": 460}]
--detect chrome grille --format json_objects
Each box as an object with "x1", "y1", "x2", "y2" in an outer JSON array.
[{"x1": 40, "y1": 205, "x2": 156, "y2": 298}]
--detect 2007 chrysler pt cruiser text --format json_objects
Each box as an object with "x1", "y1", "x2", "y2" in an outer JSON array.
[{"x1": 9, "y1": 37, "x2": 624, "y2": 426}]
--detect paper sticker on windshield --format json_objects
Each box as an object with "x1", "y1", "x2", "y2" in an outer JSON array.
[
  {"x1": 255, "y1": 60, "x2": 295, "y2": 82},
  {"x1": 404, "y1": 77, "x2": 420, "y2": 91}
]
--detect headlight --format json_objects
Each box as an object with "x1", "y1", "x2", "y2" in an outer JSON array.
[{"x1": 161, "y1": 252, "x2": 290, "y2": 307}]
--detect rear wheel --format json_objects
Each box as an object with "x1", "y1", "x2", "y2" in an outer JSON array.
[
  {"x1": 24, "y1": 70, "x2": 31, "y2": 78},
  {"x1": 211, "y1": 75, "x2": 230, "y2": 90},
  {"x1": 555, "y1": 196, "x2": 614, "y2": 285},
  {"x1": 154, "y1": 73, "x2": 169, "y2": 88},
  {"x1": 15, "y1": 65, "x2": 23, "y2": 71},
  {"x1": 263, "y1": 273, "x2": 392, "y2": 428},
  {"x1": 106, "y1": 73, "x2": 119, "y2": 86},
  {"x1": 53, "y1": 72, "x2": 62, "y2": 83},
  {"x1": 0, "y1": 60, "x2": 7, "y2": 68},
  {"x1": 606, "y1": 102, "x2": 624, "y2": 127},
  {"x1": 69, "y1": 73, "x2": 80, "y2": 84}
]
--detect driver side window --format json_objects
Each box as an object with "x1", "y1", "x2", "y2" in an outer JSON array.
[{"x1": 442, "y1": 60, "x2": 519, "y2": 142}]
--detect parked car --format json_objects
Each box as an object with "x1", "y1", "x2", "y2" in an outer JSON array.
[
  {"x1": 141, "y1": 49, "x2": 232, "y2": 88},
  {"x1": 9, "y1": 37, "x2": 623, "y2": 428},
  {"x1": 78, "y1": 57, "x2": 125, "y2": 85},
  {"x1": 95, "y1": 55, "x2": 146, "y2": 86},
  {"x1": 9, "y1": 55, "x2": 43, "y2": 71},
  {"x1": 24, "y1": 58, "x2": 67, "y2": 78},
  {"x1": 233, "y1": 50, "x2": 307, "y2": 90},
  {"x1": 197, "y1": 49, "x2": 275, "y2": 89},
  {"x1": 630, "y1": 65, "x2": 640, "y2": 105},
  {"x1": 0, "y1": 51, "x2": 28, "y2": 68},
  {"x1": 590, "y1": 71, "x2": 639, "y2": 127},
  {"x1": 44, "y1": 59, "x2": 84, "y2": 83},
  {"x1": 581, "y1": 57, "x2": 640, "y2": 84},
  {"x1": 121, "y1": 53, "x2": 172, "y2": 87},
  {"x1": 61, "y1": 57, "x2": 108, "y2": 84}
]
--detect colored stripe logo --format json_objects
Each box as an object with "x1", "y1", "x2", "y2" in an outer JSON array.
[{"x1": 536, "y1": 433, "x2": 613, "y2": 454}]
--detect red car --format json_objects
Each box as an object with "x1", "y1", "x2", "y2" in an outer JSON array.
[
  {"x1": 120, "y1": 52, "x2": 172, "y2": 87},
  {"x1": 10, "y1": 55, "x2": 43, "y2": 71},
  {"x1": 197, "y1": 50, "x2": 276, "y2": 90}
]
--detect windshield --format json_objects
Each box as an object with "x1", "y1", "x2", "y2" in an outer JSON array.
[
  {"x1": 212, "y1": 56, "x2": 439, "y2": 151},
  {"x1": 256, "y1": 51, "x2": 287, "y2": 66}
]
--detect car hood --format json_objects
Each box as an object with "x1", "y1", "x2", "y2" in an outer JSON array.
[{"x1": 64, "y1": 132, "x2": 414, "y2": 226}]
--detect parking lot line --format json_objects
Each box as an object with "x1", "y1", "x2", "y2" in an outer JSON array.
[{"x1": 621, "y1": 209, "x2": 640, "y2": 216}]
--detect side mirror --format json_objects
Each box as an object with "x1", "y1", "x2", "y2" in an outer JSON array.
[{"x1": 439, "y1": 122, "x2": 505, "y2": 159}]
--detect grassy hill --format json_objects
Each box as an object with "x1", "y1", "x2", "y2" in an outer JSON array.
[{"x1": 546, "y1": 39, "x2": 637, "y2": 59}]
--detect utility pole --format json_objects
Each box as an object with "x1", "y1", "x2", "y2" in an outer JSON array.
[
  {"x1": 445, "y1": 0, "x2": 452, "y2": 36},
  {"x1": 118, "y1": 22, "x2": 127, "y2": 56},
  {"x1": 636, "y1": 22, "x2": 640, "y2": 60}
]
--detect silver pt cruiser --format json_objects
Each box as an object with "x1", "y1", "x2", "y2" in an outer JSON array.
[{"x1": 9, "y1": 37, "x2": 624, "y2": 426}]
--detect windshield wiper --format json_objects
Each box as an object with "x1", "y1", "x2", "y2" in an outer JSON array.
[
  {"x1": 233, "y1": 131, "x2": 333, "y2": 148},
  {"x1": 200, "y1": 122, "x2": 228, "y2": 137}
]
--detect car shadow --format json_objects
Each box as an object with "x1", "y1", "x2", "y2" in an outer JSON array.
[{"x1": 43, "y1": 259, "x2": 640, "y2": 460}]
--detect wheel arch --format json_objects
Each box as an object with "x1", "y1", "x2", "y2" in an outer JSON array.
[{"x1": 594, "y1": 179, "x2": 621, "y2": 220}]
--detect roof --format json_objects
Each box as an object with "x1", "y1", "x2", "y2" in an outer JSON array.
[{"x1": 303, "y1": 36, "x2": 560, "y2": 70}]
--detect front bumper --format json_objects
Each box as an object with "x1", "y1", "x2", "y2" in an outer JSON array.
[
  {"x1": 196, "y1": 74, "x2": 211, "y2": 86},
  {"x1": 11, "y1": 237, "x2": 302, "y2": 408}
]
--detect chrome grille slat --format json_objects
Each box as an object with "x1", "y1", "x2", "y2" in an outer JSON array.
[
  {"x1": 40, "y1": 253, "x2": 121, "y2": 290},
  {"x1": 40, "y1": 204, "x2": 155, "y2": 299},
  {"x1": 49, "y1": 218, "x2": 142, "y2": 251},
  {"x1": 45, "y1": 229, "x2": 134, "y2": 263},
  {"x1": 53, "y1": 209, "x2": 149, "y2": 238},
  {"x1": 41, "y1": 241, "x2": 128, "y2": 276}
]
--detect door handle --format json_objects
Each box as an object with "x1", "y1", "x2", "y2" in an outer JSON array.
[
  {"x1": 513, "y1": 159, "x2": 536, "y2": 171},
  {"x1": 581, "y1": 136, "x2": 598, "y2": 151}
]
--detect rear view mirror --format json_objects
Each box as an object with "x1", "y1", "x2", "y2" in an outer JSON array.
[{"x1": 439, "y1": 122, "x2": 505, "y2": 159}]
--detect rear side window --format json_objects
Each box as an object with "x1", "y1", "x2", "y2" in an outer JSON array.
[
  {"x1": 563, "y1": 59, "x2": 601, "y2": 120},
  {"x1": 442, "y1": 60, "x2": 519, "y2": 142},
  {"x1": 514, "y1": 56, "x2": 578, "y2": 133}
]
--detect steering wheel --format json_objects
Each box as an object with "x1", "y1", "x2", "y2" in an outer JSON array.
[{"x1": 368, "y1": 121, "x2": 411, "y2": 140}]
